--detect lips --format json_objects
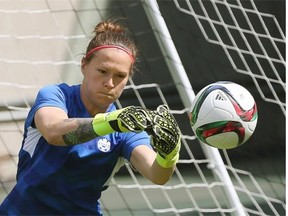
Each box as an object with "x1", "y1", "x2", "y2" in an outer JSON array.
[{"x1": 100, "y1": 92, "x2": 114, "y2": 98}]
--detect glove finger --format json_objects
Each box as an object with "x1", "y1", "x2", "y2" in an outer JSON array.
[
  {"x1": 152, "y1": 124, "x2": 178, "y2": 154},
  {"x1": 156, "y1": 105, "x2": 179, "y2": 126},
  {"x1": 119, "y1": 106, "x2": 152, "y2": 131},
  {"x1": 156, "y1": 104, "x2": 169, "y2": 115},
  {"x1": 153, "y1": 124, "x2": 178, "y2": 143},
  {"x1": 150, "y1": 136, "x2": 166, "y2": 158},
  {"x1": 128, "y1": 109, "x2": 149, "y2": 130},
  {"x1": 117, "y1": 106, "x2": 140, "y2": 131},
  {"x1": 135, "y1": 107, "x2": 154, "y2": 126},
  {"x1": 153, "y1": 115, "x2": 180, "y2": 138}
]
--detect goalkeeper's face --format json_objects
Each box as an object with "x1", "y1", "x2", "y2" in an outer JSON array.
[{"x1": 81, "y1": 48, "x2": 132, "y2": 114}]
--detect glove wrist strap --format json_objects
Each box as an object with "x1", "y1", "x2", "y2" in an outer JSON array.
[
  {"x1": 156, "y1": 152, "x2": 179, "y2": 168},
  {"x1": 92, "y1": 111, "x2": 129, "y2": 136}
]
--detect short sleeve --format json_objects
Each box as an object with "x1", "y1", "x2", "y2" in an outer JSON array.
[
  {"x1": 121, "y1": 131, "x2": 152, "y2": 161},
  {"x1": 26, "y1": 85, "x2": 67, "y2": 127},
  {"x1": 33, "y1": 85, "x2": 67, "y2": 113}
]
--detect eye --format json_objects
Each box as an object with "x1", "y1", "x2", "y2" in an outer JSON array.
[
  {"x1": 97, "y1": 69, "x2": 107, "y2": 74},
  {"x1": 118, "y1": 73, "x2": 127, "y2": 79},
  {"x1": 116, "y1": 72, "x2": 128, "y2": 79}
]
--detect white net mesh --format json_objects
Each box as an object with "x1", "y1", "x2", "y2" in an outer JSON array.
[{"x1": 173, "y1": 0, "x2": 285, "y2": 115}]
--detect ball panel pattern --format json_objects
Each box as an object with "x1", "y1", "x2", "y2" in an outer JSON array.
[{"x1": 190, "y1": 81, "x2": 258, "y2": 149}]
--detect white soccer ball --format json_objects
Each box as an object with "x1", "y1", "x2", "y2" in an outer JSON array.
[{"x1": 189, "y1": 81, "x2": 258, "y2": 149}]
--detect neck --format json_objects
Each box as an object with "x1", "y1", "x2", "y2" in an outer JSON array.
[{"x1": 80, "y1": 85, "x2": 108, "y2": 116}]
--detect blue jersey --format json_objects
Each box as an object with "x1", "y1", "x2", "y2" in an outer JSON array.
[{"x1": 0, "y1": 83, "x2": 151, "y2": 215}]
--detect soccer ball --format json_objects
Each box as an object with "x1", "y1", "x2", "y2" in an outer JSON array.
[{"x1": 189, "y1": 81, "x2": 258, "y2": 149}]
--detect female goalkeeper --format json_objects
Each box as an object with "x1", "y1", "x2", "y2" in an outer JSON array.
[{"x1": 0, "y1": 19, "x2": 181, "y2": 215}]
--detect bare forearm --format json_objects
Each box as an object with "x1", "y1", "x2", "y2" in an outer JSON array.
[
  {"x1": 40, "y1": 118, "x2": 97, "y2": 146},
  {"x1": 34, "y1": 107, "x2": 100, "y2": 146},
  {"x1": 150, "y1": 160, "x2": 175, "y2": 185},
  {"x1": 131, "y1": 146, "x2": 175, "y2": 185},
  {"x1": 62, "y1": 118, "x2": 98, "y2": 145}
]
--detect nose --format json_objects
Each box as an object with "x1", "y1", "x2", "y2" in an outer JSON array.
[{"x1": 104, "y1": 77, "x2": 114, "y2": 89}]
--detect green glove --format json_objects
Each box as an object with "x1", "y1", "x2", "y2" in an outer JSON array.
[
  {"x1": 92, "y1": 106, "x2": 152, "y2": 136},
  {"x1": 147, "y1": 105, "x2": 181, "y2": 168}
]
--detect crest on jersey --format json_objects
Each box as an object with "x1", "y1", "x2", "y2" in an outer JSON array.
[{"x1": 97, "y1": 138, "x2": 111, "y2": 152}]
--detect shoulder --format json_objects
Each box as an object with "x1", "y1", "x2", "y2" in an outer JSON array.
[
  {"x1": 40, "y1": 83, "x2": 79, "y2": 94},
  {"x1": 38, "y1": 83, "x2": 65, "y2": 97},
  {"x1": 57, "y1": 83, "x2": 80, "y2": 93},
  {"x1": 37, "y1": 83, "x2": 80, "y2": 101},
  {"x1": 31, "y1": 83, "x2": 78, "y2": 115}
]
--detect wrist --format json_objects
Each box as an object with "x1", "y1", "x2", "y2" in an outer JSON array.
[
  {"x1": 92, "y1": 110, "x2": 130, "y2": 136},
  {"x1": 92, "y1": 113, "x2": 114, "y2": 136},
  {"x1": 156, "y1": 152, "x2": 179, "y2": 168}
]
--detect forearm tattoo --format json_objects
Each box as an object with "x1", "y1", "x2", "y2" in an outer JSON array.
[{"x1": 62, "y1": 118, "x2": 97, "y2": 145}]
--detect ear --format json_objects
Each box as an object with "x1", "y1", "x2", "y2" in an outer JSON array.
[{"x1": 81, "y1": 57, "x2": 86, "y2": 75}]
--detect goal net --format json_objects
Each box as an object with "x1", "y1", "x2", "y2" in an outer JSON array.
[{"x1": 0, "y1": 0, "x2": 285, "y2": 215}]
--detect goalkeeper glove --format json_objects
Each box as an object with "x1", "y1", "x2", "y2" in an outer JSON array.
[
  {"x1": 92, "y1": 106, "x2": 152, "y2": 136},
  {"x1": 147, "y1": 105, "x2": 181, "y2": 168}
]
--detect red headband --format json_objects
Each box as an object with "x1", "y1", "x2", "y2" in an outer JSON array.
[{"x1": 85, "y1": 45, "x2": 135, "y2": 63}]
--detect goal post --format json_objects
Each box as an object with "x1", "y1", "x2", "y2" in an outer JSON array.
[{"x1": 142, "y1": 1, "x2": 247, "y2": 215}]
